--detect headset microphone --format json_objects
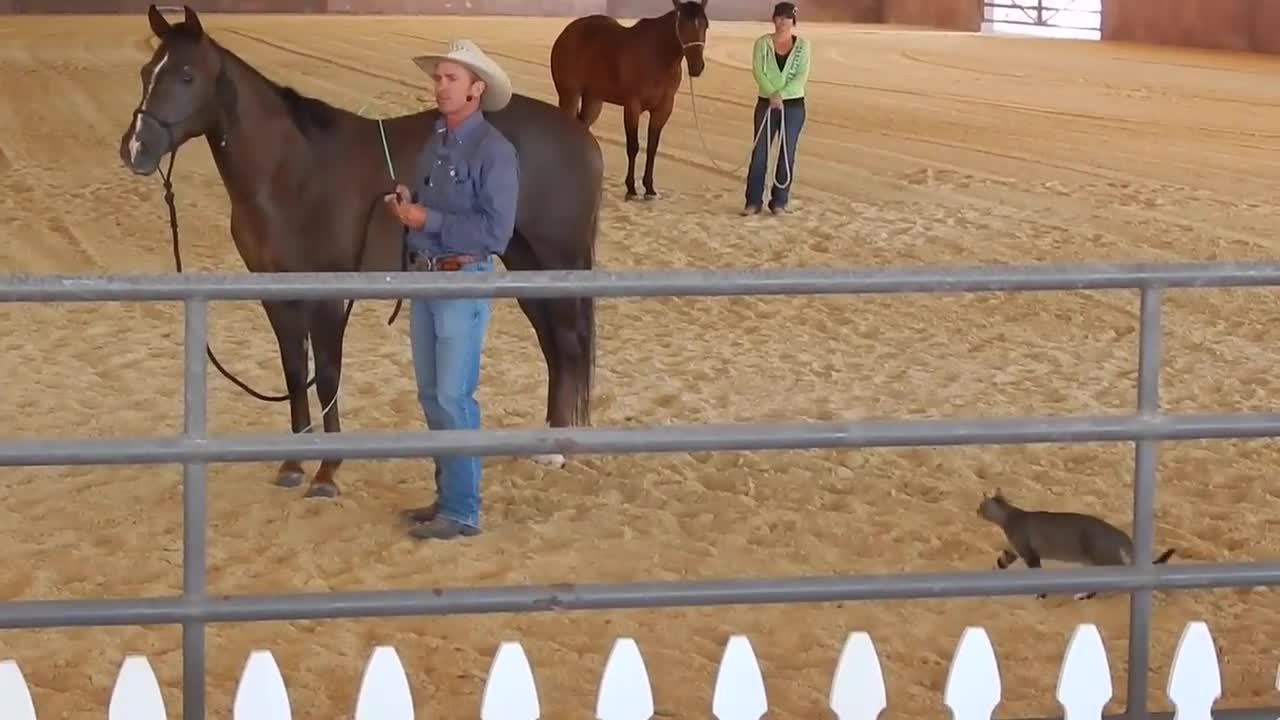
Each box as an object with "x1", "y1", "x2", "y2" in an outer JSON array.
[{"x1": 466, "y1": 94, "x2": 474, "y2": 102}]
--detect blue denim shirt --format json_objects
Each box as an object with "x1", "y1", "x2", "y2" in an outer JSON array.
[{"x1": 407, "y1": 110, "x2": 519, "y2": 258}]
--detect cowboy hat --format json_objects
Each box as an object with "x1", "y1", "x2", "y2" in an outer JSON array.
[{"x1": 412, "y1": 39, "x2": 512, "y2": 112}]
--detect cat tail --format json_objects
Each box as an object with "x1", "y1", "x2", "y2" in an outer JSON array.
[{"x1": 1153, "y1": 548, "x2": 1175, "y2": 564}]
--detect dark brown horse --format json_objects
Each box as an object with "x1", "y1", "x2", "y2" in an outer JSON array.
[
  {"x1": 549, "y1": 0, "x2": 708, "y2": 200},
  {"x1": 119, "y1": 5, "x2": 602, "y2": 498}
]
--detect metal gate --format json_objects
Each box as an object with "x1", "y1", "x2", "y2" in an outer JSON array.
[{"x1": 983, "y1": 0, "x2": 1101, "y2": 39}]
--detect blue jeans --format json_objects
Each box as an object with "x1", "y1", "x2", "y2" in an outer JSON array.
[
  {"x1": 408, "y1": 258, "x2": 494, "y2": 528},
  {"x1": 745, "y1": 97, "x2": 806, "y2": 210}
]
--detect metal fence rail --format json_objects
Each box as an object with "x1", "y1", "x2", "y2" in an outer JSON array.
[{"x1": 4, "y1": 260, "x2": 1280, "y2": 720}]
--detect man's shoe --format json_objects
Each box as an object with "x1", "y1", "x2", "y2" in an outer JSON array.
[
  {"x1": 408, "y1": 516, "x2": 482, "y2": 540},
  {"x1": 401, "y1": 503, "x2": 438, "y2": 524}
]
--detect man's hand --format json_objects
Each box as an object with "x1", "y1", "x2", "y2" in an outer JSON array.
[
  {"x1": 383, "y1": 184, "x2": 427, "y2": 229},
  {"x1": 769, "y1": 93, "x2": 783, "y2": 110}
]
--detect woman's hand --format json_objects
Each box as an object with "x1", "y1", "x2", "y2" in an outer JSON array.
[{"x1": 769, "y1": 93, "x2": 783, "y2": 109}]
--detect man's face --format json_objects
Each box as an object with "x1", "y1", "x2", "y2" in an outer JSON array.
[{"x1": 432, "y1": 60, "x2": 481, "y2": 115}]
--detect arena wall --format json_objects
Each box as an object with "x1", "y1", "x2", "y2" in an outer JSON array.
[
  {"x1": 3, "y1": 0, "x2": 326, "y2": 11},
  {"x1": 0, "y1": 0, "x2": 873, "y2": 18},
  {"x1": 880, "y1": 0, "x2": 981, "y2": 32},
  {"x1": 605, "y1": 0, "x2": 879, "y2": 22},
  {"x1": 326, "y1": 0, "x2": 604, "y2": 14},
  {"x1": 1101, "y1": 0, "x2": 1280, "y2": 54}
]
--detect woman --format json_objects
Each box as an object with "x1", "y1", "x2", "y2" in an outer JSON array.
[{"x1": 742, "y1": 1, "x2": 810, "y2": 216}]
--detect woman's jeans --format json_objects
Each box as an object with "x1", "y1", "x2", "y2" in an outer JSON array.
[
  {"x1": 408, "y1": 258, "x2": 493, "y2": 528},
  {"x1": 745, "y1": 97, "x2": 806, "y2": 210}
]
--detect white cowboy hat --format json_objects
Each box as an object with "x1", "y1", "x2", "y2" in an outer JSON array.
[{"x1": 412, "y1": 39, "x2": 513, "y2": 112}]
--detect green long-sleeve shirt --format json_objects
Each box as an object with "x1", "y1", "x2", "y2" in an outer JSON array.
[{"x1": 751, "y1": 33, "x2": 810, "y2": 101}]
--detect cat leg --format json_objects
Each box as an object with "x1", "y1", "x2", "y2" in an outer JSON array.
[
  {"x1": 995, "y1": 548, "x2": 1019, "y2": 569},
  {"x1": 1019, "y1": 549, "x2": 1048, "y2": 599}
]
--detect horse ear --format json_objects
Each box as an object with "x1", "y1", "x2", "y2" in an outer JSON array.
[
  {"x1": 183, "y1": 5, "x2": 204, "y2": 35},
  {"x1": 147, "y1": 4, "x2": 171, "y2": 38}
]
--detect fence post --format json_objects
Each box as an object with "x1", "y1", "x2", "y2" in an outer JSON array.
[
  {"x1": 1125, "y1": 285, "x2": 1162, "y2": 720},
  {"x1": 182, "y1": 298, "x2": 209, "y2": 720}
]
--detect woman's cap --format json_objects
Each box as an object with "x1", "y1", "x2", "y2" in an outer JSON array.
[{"x1": 772, "y1": 1, "x2": 797, "y2": 19}]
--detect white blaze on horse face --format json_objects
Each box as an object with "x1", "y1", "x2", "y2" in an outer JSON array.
[{"x1": 129, "y1": 51, "x2": 169, "y2": 163}]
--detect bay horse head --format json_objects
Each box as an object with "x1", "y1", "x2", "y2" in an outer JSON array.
[
  {"x1": 673, "y1": 0, "x2": 709, "y2": 78},
  {"x1": 120, "y1": 4, "x2": 226, "y2": 175}
]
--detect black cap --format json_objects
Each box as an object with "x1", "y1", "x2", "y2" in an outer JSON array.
[{"x1": 772, "y1": 1, "x2": 796, "y2": 19}]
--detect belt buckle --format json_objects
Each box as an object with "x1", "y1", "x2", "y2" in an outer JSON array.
[{"x1": 409, "y1": 252, "x2": 437, "y2": 272}]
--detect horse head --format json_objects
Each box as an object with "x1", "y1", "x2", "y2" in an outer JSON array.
[
  {"x1": 120, "y1": 4, "x2": 227, "y2": 175},
  {"x1": 673, "y1": 0, "x2": 708, "y2": 78}
]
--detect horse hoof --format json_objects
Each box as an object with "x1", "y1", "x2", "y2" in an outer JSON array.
[
  {"x1": 624, "y1": 191, "x2": 638, "y2": 201},
  {"x1": 532, "y1": 453, "x2": 566, "y2": 469},
  {"x1": 275, "y1": 469, "x2": 306, "y2": 488},
  {"x1": 644, "y1": 191, "x2": 657, "y2": 200},
  {"x1": 304, "y1": 482, "x2": 340, "y2": 499}
]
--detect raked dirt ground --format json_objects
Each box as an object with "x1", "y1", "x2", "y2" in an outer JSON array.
[{"x1": 2, "y1": 11, "x2": 1280, "y2": 719}]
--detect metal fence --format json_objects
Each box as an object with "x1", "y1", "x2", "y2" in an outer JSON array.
[{"x1": 4, "y1": 261, "x2": 1280, "y2": 720}]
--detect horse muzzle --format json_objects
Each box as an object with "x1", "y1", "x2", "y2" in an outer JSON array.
[
  {"x1": 120, "y1": 109, "x2": 173, "y2": 175},
  {"x1": 682, "y1": 45, "x2": 707, "y2": 78}
]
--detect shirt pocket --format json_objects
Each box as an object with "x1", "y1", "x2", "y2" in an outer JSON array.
[{"x1": 424, "y1": 152, "x2": 477, "y2": 210}]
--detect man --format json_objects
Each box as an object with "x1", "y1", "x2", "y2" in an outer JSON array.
[{"x1": 384, "y1": 39, "x2": 519, "y2": 540}]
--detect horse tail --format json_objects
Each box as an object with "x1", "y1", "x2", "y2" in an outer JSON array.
[{"x1": 573, "y1": 193, "x2": 599, "y2": 428}]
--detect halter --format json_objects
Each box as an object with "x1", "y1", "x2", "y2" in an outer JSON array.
[{"x1": 674, "y1": 9, "x2": 706, "y2": 54}]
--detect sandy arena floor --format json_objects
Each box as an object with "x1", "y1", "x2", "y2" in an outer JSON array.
[{"x1": 2, "y1": 11, "x2": 1280, "y2": 719}]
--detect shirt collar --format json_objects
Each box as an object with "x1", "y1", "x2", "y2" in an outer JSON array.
[{"x1": 433, "y1": 110, "x2": 486, "y2": 142}]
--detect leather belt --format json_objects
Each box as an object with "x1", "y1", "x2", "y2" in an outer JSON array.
[{"x1": 407, "y1": 251, "x2": 485, "y2": 272}]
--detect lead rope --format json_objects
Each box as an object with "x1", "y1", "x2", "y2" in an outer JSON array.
[
  {"x1": 162, "y1": 146, "x2": 319, "y2": 403},
  {"x1": 681, "y1": 21, "x2": 793, "y2": 190},
  {"x1": 686, "y1": 76, "x2": 791, "y2": 190},
  {"x1": 159, "y1": 124, "x2": 387, "y2": 435},
  {"x1": 296, "y1": 117, "x2": 401, "y2": 433}
]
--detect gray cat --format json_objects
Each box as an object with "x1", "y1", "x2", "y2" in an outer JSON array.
[{"x1": 978, "y1": 489, "x2": 1175, "y2": 599}]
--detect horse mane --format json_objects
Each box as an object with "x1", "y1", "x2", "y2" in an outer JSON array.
[
  {"x1": 216, "y1": 39, "x2": 344, "y2": 138},
  {"x1": 275, "y1": 84, "x2": 343, "y2": 138},
  {"x1": 674, "y1": 0, "x2": 707, "y2": 22},
  {"x1": 169, "y1": 21, "x2": 348, "y2": 140}
]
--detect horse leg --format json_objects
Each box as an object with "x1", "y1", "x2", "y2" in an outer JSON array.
[
  {"x1": 262, "y1": 299, "x2": 313, "y2": 489},
  {"x1": 304, "y1": 298, "x2": 348, "y2": 498},
  {"x1": 503, "y1": 232, "x2": 592, "y2": 469},
  {"x1": 514, "y1": 296, "x2": 567, "y2": 468},
  {"x1": 642, "y1": 97, "x2": 673, "y2": 200},
  {"x1": 558, "y1": 91, "x2": 581, "y2": 119},
  {"x1": 512, "y1": 295, "x2": 592, "y2": 469},
  {"x1": 578, "y1": 95, "x2": 604, "y2": 127},
  {"x1": 622, "y1": 102, "x2": 641, "y2": 200}
]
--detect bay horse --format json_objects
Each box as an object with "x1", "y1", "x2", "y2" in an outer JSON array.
[
  {"x1": 119, "y1": 5, "x2": 602, "y2": 499},
  {"x1": 549, "y1": 0, "x2": 708, "y2": 200}
]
